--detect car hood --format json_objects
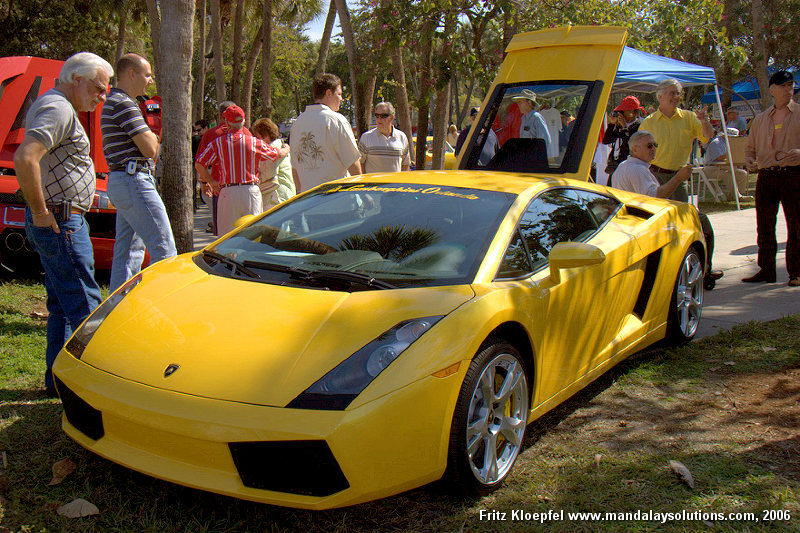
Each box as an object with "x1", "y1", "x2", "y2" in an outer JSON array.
[{"x1": 79, "y1": 257, "x2": 475, "y2": 406}]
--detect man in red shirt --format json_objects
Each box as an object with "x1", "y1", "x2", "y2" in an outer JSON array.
[
  {"x1": 195, "y1": 105, "x2": 289, "y2": 235},
  {"x1": 195, "y1": 101, "x2": 250, "y2": 234}
]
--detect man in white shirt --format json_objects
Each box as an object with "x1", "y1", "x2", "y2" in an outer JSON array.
[
  {"x1": 614, "y1": 130, "x2": 723, "y2": 288},
  {"x1": 358, "y1": 101, "x2": 410, "y2": 173},
  {"x1": 290, "y1": 73, "x2": 362, "y2": 192},
  {"x1": 512, "y1": 89, "x2": 552, "y2": 157}
]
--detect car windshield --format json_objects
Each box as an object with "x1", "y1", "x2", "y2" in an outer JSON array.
[
  {"x1": 204, "y1": 183, "x2": 516, "y2": 289},
  {"x1": 462, "y1": 81, "x2": 601, "y2": 174}
]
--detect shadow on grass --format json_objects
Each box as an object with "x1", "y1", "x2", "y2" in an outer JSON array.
[{"x1": 0, "y1": 315, "x2": 47, "y2": 335}]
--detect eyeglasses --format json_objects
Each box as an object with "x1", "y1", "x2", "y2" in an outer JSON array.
[
  {"x1": 646, "y1": 142, "x2": 658, "y2": 149},
  {"x1": 87, "y1": 78, "x2": 108, "y2": 96},
  {"x1": 374, "y1": 113, "x2": 391, "y2": 119}
]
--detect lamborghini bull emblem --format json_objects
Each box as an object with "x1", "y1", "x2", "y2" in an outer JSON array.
[{"x1": 163, "y1": 364, "x2": 180, "y2": 378}]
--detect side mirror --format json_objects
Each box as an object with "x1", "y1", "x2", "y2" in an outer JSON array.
[
  {"x1": 233, "y1": 214, "x2": 256, "y2": 229},
  {"x1": 548, "y1": 242, "x2": 605, "y2": 284}
]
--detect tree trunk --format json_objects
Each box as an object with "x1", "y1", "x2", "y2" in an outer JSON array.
[
  {"x1": 431, "y1": 10, "x2": 455, "y2": 170},
  {"x1": 334, "y1": 0, "x2": 360, "y2": 129},
  {"x1": 192, "y1": 0, "x2": 207, "y2": 120},
  {"x1": 315, "y1": 0, "x2": 337, "y2": 74},
  {"x1": 145, "y1": 0, "x2": 163, "y2": 82},
  {"x1": 115, "y1": 5, "x2": 128, "y2": 68},
  {"x1": 457, "y1": 75, "x2": 475, "y2": 127},
  {"x1": 210, "y1": 0, "x2": 226, "y2": 102},
  {"x1": 431, "y1": 80, "x2": 450, "y2": 170},
  {"x1": 242, "y1": 23, "x2": 264, "y2": 126},
  {"x1": 231, "y1": 0, "x2": 245, "y2": 103},
  {"x1": 357, "y1": 75, "x2": 376, "y2": 138},
  {"x1": 414, "y1": 19, "x2": 435, "y2": 170},
  {"x1": 260, "y1": 0, "x2": 273, "y2": 118},
  {"x1": 158, "y1": 0, "x2": 195, "y2": 253},
  {"x1": 390, "y1": 46, "x2": 413, "y2": 165},
  {"x1": 751, "y1": 0, "x2": 770, "y2": 110}
]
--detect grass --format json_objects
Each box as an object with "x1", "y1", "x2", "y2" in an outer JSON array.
[{"x1": 0, "y1": 280, "x2": 798, "y2": 532}]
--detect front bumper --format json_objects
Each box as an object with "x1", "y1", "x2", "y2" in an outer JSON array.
[{"x1": 53, "y1": 350, "x2": 465, "y2": 509}]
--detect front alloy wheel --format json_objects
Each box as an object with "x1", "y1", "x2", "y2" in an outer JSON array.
[{"x1": 445, "y1": 341, "x2": 529, "y2": 493}]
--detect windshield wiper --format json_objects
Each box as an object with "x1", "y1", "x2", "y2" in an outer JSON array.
[
  {"x1": 298, "y1": 270, "x2": 397, "y2": 290},
  {"x1": 242, "y1": 260, "x2": 396, "y2": 290},
  {"x1": 202, "y1": 250, "x2": 260, "y2": 279}
]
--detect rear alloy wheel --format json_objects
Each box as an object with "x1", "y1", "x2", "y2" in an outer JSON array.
[
  {"x1": 445, "y1": 342, "x2": 529, "y2": 494},
  {"x1": 666, "y1": 248, "x2": 704, "y2": 343}
]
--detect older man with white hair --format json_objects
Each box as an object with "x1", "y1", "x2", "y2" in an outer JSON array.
[
  {"x1": 614, "y1": 130, "x2": 722, "y2": 289},
  {"x1": 640, "y1": 78, "x2": 714, "y2": 201},
  {"x1": 13, "y1": 52, "x2": 113, "y2": 396},
  {"x1": 358, "y1": 101, "x2": 410, "y2": 173}
]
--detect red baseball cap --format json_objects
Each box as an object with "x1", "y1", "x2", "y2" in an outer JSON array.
[
  {"x1": 223, "y1": 104, "x2": 245, "y2": 124},
  {"x1": 614, "y1": 96, "x2": 645, "y2": 113}
]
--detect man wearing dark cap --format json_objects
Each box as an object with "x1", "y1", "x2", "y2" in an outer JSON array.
[
  {"x1": 743, "y1": 70, "x2": 800, "y2": 286},
  {"x1": 454, "y1": 107, "x2": 480, "y2": 155},
  {"x1": 602, "y1": 95, "x2": 644, "y2": 183},
  {"x1": 195, "y1": 105, "x2": 289, "y2": 235}
]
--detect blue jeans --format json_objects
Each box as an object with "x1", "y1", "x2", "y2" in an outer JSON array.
[
  {"x1": 25, "y1": 209, "x2": 102, "y2": 389},
  {"x1": 107, "y1": 170, "x2": 177, "y2": 292}
]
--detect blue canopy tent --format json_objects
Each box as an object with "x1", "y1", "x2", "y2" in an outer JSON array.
[
  {"x1": 610, "y1": 47, "x2": 742, "y2": 208},
  {"x1": 613, "y1": 46, "x2": 717, "y2": 92},
  {"x1": 701, "y1": 68, "x2": 800, "y2": 104}
]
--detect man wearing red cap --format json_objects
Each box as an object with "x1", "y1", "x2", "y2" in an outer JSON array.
[
  {"x1": 601, "y1": 95, "x2": 644, "y2": 184},
  {"x1": 195, "y1": 105, "x2": 289, "y2": 235},
  {"x1": 743, "y1": 70, "x2": 800, "y2": 286}
]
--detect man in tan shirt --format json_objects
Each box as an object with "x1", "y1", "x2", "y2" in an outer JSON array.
[{"x1": 743, "y1": 70, "x2": 800, "y2": 287}]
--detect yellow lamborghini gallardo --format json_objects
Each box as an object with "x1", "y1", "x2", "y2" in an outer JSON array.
[{"x1": 53, "y1": 26, "x2": 706, "y2": 509}]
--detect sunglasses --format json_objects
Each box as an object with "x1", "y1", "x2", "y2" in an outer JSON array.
[
  {"x1": 646, "y1": 142, "x2": 659, "y2": 149},
  {"x1": 374, "y1": 113, "x2": 391, "y2": 119}
]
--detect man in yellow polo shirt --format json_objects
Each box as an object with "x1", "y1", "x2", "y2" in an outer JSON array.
[
  {"x1": 641, "y1": 78, "x2": 713, "y2": 202},
  {"x1": 640, "y1": 78, "x2": 722, "y2": 288}
]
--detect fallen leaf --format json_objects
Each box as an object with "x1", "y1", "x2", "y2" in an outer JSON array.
[
  {"x1": 29, "y1": 311, "x2": 46, "y2": 319},
  {"x1": 594, "y1": 453, "x2": 602, "y2": 467},
  {"x1": 48, "y1": 458, "x2": 76, "y2": 486},
  {"x1": 57, "y1": 498, "x2": 99, "y2": 518},
  {"x1": 618, "y1": 420, "x2": 627, "y2": 427},
  {"x1": 669, "y1": 460, "x2": 695, "y2": 488},
  {"x1": 723, "y1": 361, "x2": 736, "y2": 366},
  {"x1": 42, "y1": 502, "x2": 60, "y2": 512},
  {"x1": 762, "y1": 346, "x2": 776, "y2": 353}
]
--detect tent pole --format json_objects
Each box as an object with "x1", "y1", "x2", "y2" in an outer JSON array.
[{"x1": 714, "y1": 84, "x2": 741, "y2": 210}]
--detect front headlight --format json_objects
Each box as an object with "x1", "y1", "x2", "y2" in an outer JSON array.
[
  {"x1": 64, "y1": 273, "x2": 142, "y2": 358},
  {"x1": 287, "y1": 316, "x2": 443, "y2": 410}
]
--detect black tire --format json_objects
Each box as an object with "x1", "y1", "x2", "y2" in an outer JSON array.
[
  {"x1": 666, "y1": 248, "x2": 704, "y2": 344},
  {"x1": 444, "y1": 341, "x2": 529, "y2": 495}
]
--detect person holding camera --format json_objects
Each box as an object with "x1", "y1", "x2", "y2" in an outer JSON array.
[{"x1": 602, "y1": 96, "x2": 644, "y2": 185}]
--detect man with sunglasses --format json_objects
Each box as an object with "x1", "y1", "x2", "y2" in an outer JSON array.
[
  {"x1": 13, "y1": 52, "x2": 113, "y2": 396},
  {"x1": 358, "y1": 101, "x2": 410, "y2": 173},
  {"x1": 640, "y1": 78, "x2": 714, "y2": 202},
  {"x1": 614, "y1": 131, "x2": 720, "y2": 290},
  {"x1": 743, "y1": 70, "x2": 800, "y2": 286}
]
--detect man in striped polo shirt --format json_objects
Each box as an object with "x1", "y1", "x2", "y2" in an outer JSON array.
[
  {"x1": 102, "y1": 53, "x2": 176, "y2": 292},
  {"x1": 194, "y1": 105, "x2": 289, "y2": 235},
  {"x1": 358, "y1": 101, "x2": 410, "y2": 173}
]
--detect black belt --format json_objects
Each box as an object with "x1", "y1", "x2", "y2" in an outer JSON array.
[
  {"x1": 761, "y1": 165, "x2": 799, "y2": 172},
  {"x1": 649, "y1": 164, "x2": 678, "y2": 174},
  {"x1": 109, "y1": 161, "x2": 154, "y2": 173},
  {"x1": 221, "y1": 181, "x2": 257, "y2": 189}
]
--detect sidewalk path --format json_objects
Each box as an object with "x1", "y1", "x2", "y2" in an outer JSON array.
[
  {"x1": 697, "y1": 206, "x2": 797, "y2": 338},
  {"x1": 191, "y1": 204, "x2": 798, "y2": 340}
]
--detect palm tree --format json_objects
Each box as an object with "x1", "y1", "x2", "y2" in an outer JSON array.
[{"x1": 340, "y1": 226, "x2": 439, "y2": 261}]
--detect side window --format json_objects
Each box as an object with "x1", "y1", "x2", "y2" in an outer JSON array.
[
  {"x1": 575, "y1": 189, "x2": 621, "y2": 226},
  {"x1": 497, "y1": 230, "x2": 531, "y2": 278},
  {"x1": 518, "y1": 189, "x2": 597, "y2": 269}
]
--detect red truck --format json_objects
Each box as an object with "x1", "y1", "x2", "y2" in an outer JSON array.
[{"x1": 0, "y1": 56, "x2": 159, "y2": 273}]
